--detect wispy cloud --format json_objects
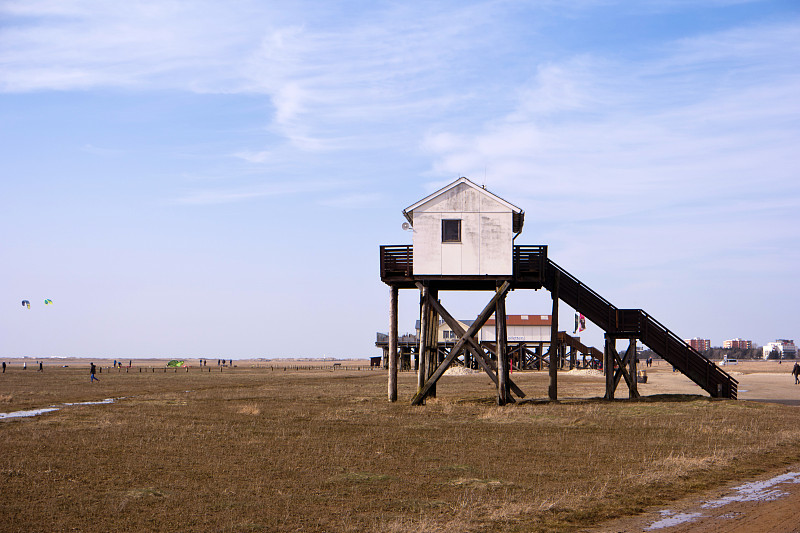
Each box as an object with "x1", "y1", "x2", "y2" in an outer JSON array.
[
  {"x1": 317, "y1": 192, "x2": 384, "y2": 209},
  {"x1": 0, "y1": 1, "x2": 508, "y2": 153},
  {"x1": 171, "y1": 178, "x2": 351, "y2": 206}
]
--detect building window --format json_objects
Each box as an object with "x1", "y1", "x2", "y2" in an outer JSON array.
[{"x1": 442, "y1": 219, "x2": 461, "y2": 243}]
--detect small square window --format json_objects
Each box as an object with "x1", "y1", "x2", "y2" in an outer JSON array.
[{"x1": 442, "y1": 219, "x2": 461, "y2": 242}]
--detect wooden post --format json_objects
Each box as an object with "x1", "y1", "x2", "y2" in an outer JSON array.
[
  {"x1": 388, "y1": 285, "x2": 399, "y2": 402},
  {"x1": 417, "y1": 286, "x2": 428, "y2": 395},
  {"x1": 627, "y1": 339, "x2": 639, "y2": 399},
  {"x1": 605, "y1": 334, "x2": 615, "y2": 400},
  {"x1": 496, "y1": 286, "x2": 509, "y2": 405},
  {"x1": 549, "y1": 271, "x2": 560, "y2": 400},
  {"x1": 426, "y1": 288, "x2": 439, "y2": 398}
]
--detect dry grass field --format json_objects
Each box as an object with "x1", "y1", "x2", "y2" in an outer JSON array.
[{"x1": 2, "y1": 361, "x2": 800, "y2": 532}]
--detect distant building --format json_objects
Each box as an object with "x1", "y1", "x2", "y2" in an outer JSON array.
[
  {"x1": 481, "y1": 314, "x2": 551, "y2": 343},
  {"x1": 685, "y1": 338, "x2": 711, "y2": 352},
  {"x1": 416, "y1": 314, "x2": 551, "y2": 343},
  {"x1": 762, "y1": 340, "x2": 797, "y2": 359},
  {"x1": 723, "y1": 338, "x2": 752, "y2": 349}
]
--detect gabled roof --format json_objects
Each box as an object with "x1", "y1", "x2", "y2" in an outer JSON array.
[{"x1": 403, "y1": 177, "x2": 523, "y2": 225}]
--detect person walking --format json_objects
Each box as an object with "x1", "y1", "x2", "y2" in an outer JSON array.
[
  {"x1": 2, "y1": 361, "x2": 5, "y2": 373},
  {"x1": 38, "y1": 361, "x2": 43, "y2": 372},
  {"x1": 792, "y1": 362, "x2": 800, "y2": 385},
  {"x1": 90, "y1": 362, "x2": 99, "y2": 383}
]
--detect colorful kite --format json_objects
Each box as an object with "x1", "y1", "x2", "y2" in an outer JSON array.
[
  {"x1": 21, "y1": 300, "x2": 30, "y2": 309},
  {"x1": 44, "y1": 299, "x2": 53, "y2": 305}
]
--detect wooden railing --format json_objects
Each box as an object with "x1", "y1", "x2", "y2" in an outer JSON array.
[
  {"x1": 380, "y1": 244, "x2": 548, "y2": 282},
  {"x1": 513, "y1": 245, "x2": 547, "y2": 281},
  {"x1": 380, "y1": 245, "x2": 413, "y2": 278}
]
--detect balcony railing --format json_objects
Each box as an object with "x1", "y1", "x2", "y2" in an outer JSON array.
[
  {"x1": 380, "y1": 245, "x2": 413, "y2": 279},
  {"x1": 380, "y1": 245, "x2": 547, "y2": 282}
]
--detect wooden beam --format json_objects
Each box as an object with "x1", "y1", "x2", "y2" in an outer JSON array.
[
  {"x1": 388, "y1": 285, "x2": 399, "y2": 402},
  {"x1": 417, "y1": 286, "x2": 429, "y2": 394},
  {"x1": 608, "y1": 340, "x2": 636, "y2": 395},
  {"x1": 422, "y1": 287, "x2": 525, "y2": 399},
  {"x1": 627, "y1": 339, "x2": 639, "y2": 399},
  {"x1": 605, "y1": 335, "x2": 615, "y2": 400},
  {"x1": 496, "y1": 286, "x2": 510, "y2": 405},
  {"x1": 426, "y1": 288, "x2": 439, "y2": 398},
  {"x1": 410, "y1": 282, "x2": 523, "y2": 404},
  {"x1": 549, "y1": 271, "x2": 560, "y2": 400}
]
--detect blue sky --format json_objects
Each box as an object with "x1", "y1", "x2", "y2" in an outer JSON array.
[{"x1": 2, "y1": 0, "x2": 798, "y2": 359}]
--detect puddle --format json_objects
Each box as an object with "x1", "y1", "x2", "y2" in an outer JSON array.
[
  {"x1": 701, "y1": 472, "x2": 800, "y2": 509},
  {"x1": 645, "y1": 511, "x2": 704, "y2": 530},
  {"x1": 644, "y1": 471, "x2": 800, "y2": 530},
  {"x1": 0, "y1": 407, "x2": 60, "y2": 420},
  {"x1": 0, "y1": 398, "x2": 119, "y2": 420},
  {"x1": 63, "y1": 398, "x2": 117, "y2": 406}
]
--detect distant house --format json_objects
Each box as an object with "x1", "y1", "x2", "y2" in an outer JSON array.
[
  {"x1": 482, "y1": 314, "x2": 551, "y2": 343},
  {"x1": 402, "y1": 177, "x2": 524, "y2": 276},
  {"x1": 415, "y1": 319, "x2": 475, "y2": 343},
  {"x1": 416, "y1": 314, "x2": 551, "y2": 343}
]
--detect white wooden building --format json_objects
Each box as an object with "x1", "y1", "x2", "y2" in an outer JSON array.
[{"x1": 403, "y1": 177, "x2": 524, "y2": 276}]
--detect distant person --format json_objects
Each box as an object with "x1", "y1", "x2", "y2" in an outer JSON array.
[
  {"x1": 792, "y1": 362, "x2": 800, "y2": 385},
  {"x1": 2, "y1": 361, "x2": 5, "y2": 373},
  {"x1": 23, "y1": 362, "x2": 27, "y2": 370},
  {"x1": 38, "y1": 361, "x2": 43, "y2": 372},
  {"x1": 90, "y1": 362, "x2": 99, "y2": 383}
]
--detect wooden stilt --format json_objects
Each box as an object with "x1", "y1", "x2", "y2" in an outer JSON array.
[
  {"x1": 417, "y1": 286, "x2": 429, "y2": 396},
  {"x1": 388, "y1": 285, "x2": 399, "y2": 402},
  {"x1": 549, "y1": 271, "x2": 560, "y2": 400},
  {"x1": 605, "y1": 335, "x2": 615, "y2": 400},
  {"x1": 496, "y1": 286, "x2": 509, "y2": 405},
  {"x1": 426, "y1": 288, "x2": 439, "y2": 398},
  {"x1": 627, "y1": 340, "x2": 639, "y2": 399}
]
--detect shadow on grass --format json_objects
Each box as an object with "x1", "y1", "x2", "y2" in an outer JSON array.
[{"x1": 475, "y1": 393, "x2": 714, "y2": 406}]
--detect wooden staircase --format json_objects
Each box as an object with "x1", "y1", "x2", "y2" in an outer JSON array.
[{"x1": 543, "y1": 259, "x2": 737, "y2": 399}]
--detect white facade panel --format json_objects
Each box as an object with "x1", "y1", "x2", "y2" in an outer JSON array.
[
  {"x1": 441, "y1": 243, "x2": 462, "y2": 273},
  {"x1": 478, "y1": 212, "x2": 512, "y2": 274},
  {"x1": 411, "y1": 213, "x2": 441, "y2": 275},
  {"x1": 460, "y1": 212, "x2": 481, "y2": 275}
]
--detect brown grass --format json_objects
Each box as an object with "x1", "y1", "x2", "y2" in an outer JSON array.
[{"x1": 2, "y1": 366, "x2": 800, "y2": 532}]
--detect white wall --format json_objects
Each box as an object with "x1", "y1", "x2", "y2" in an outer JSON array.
[
  {"x1": 480, "y1": 325, "x2": 551, "y2": 343},
  {"x1": 411, "y1": 183, "x2": 514, "y2": 276}
]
